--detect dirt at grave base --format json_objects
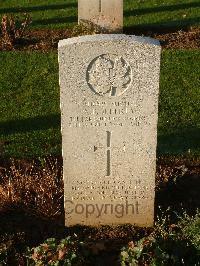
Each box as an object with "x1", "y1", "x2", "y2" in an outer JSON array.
[
  {"x1": 0, "y1": 156, "x2": 199, "y2": 265},
  {"x1": 0, "y1": 26, "x2": 199, "y2": 51},
  {"x1": 154, "y1": 27, "x2": 200, "y2": 49}
]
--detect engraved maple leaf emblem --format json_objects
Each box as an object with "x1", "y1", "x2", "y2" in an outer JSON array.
[
  {"x1": 87, "y1": 54, "x2": 132, "y2": 97},
  {"x1": 111, "y1": 57, "x2": 132, "y2": 96}
]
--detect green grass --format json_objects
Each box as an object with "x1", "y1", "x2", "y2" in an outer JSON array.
[
  {"x1": 124, "y1": 0, "x2": 200, "y2": 31},
  {"x1": 158, "y1": 50, "x2": 200, "y2": 155},
  {"x1": 0, "y1": 50, "x2": 199, "y2": 158},
  {"x1": 0, "y1": 52, "x2": 61, "y2": 158},
  {"x1": 0, "y1": 0, "x2": 199, "y2": 30},
  {"x1": 0, "y1": 0, "x2": 77, "y2": 29}
]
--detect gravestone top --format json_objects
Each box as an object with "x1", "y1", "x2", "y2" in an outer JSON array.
[
  {"x1": 59, "y1": 34, "x2": 161, "y2": 227},
  {"x1": 58, "y1": 34, "x2": 160, "y2": 47}
]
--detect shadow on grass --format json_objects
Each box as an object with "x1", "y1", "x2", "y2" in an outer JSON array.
[
  {"x1": 0, "y1": 114, "x2": 60, "y2": 135},
  {"x1": 157, "y1": 127, "x2": 200, "y2": 155},
  {"x1": 0, "y1": 116, "x2": 199, "y2": 155},
  {"x1": 0, "y1": 3, "x2": 77, "y2": 14},
  {"x1": 124, "y1": 17, "x2": 200, "y2": 34},
  {"x1": 124, "y1": 2, "x2": 200, "y2": 17}
]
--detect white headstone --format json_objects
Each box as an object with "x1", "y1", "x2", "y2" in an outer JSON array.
[
  {"x1": 59, "y1": 34, "x2": 161, "y2": 227},
  {"x1": 78, "y1": 0, "x2": 123, "y2": 33}
]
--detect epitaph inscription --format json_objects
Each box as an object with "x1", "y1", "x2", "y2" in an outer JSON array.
[{"x1": 59, "y1": 35, "x2": 161, "y2": 227}]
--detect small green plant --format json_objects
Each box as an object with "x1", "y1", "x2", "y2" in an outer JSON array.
[
  {"x1": 179, "y1": 210, "x2": 200, "y2": 251},
  {"x1": 120, "y1": 211, "x2": 200, "y2": 266},
  {"x1": 1, "y1": 13, "x2": 31, "y2": 50},
  {"x1": 26, "y1": 237, "x2": 84, "y2": 266},
  {"x1": 120, "y1": 239, "x2": 147, "y2": 266}
]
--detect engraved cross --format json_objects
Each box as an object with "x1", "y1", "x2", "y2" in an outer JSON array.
[
  {"x1": 106, "y1": 131, "x2": 111, "y2": 176},
  {"x1": 94, "y1": 131, "x2": 126, "y2": 177},
  {"x1": 99, "y1": 0, "x2": 102, "y2": 13}
]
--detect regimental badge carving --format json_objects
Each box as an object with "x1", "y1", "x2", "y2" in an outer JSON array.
[{"x1": 86, "y1": 54, "x2": 132, "y2": 97}]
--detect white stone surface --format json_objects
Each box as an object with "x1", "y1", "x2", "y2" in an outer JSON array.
[
  {"x1": 59, "y1": 34, "x2": 161, "y2": 227},
  {"x1": 78, "y1": 0, "x2": 123, "y2": 32}
]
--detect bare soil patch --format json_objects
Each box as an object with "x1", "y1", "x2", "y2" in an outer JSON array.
[
  {"x1": 154, "y1": 27, "x2": 200, "y2": 49},
  {"x1": 0, "y1": 27, "x2": 199, "y2": 52},
  {"x1": 0, "y1": 29, "x2": 71, "y2": 52}
]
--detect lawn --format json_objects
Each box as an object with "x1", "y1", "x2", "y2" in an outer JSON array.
[
  {"x1": 0, "y1": 50, "x2": 199, "y2": 158},
  {"x1": 0, "y1": 52, "x2": 61, "y2": 158},
  {"x1": 0, "y1": 0, "x2": 199, "y2": 159},
  {"x1": 0, "y1": 0, "x2": 200, "y2": 157}
]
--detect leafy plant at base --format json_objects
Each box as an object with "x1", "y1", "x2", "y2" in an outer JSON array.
[
  {"x1": 120, "y1": 210, "x2": 200, "y2": 266},
  {"x1": 120, "y1": 240, "x2": 146, "y2": 266},
  {"x1": 179, "y1": 210, "x2": 200, "y2": 252},
  {"x1": 26, "y1": 237, "x2": 84, "y2": 266}
]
